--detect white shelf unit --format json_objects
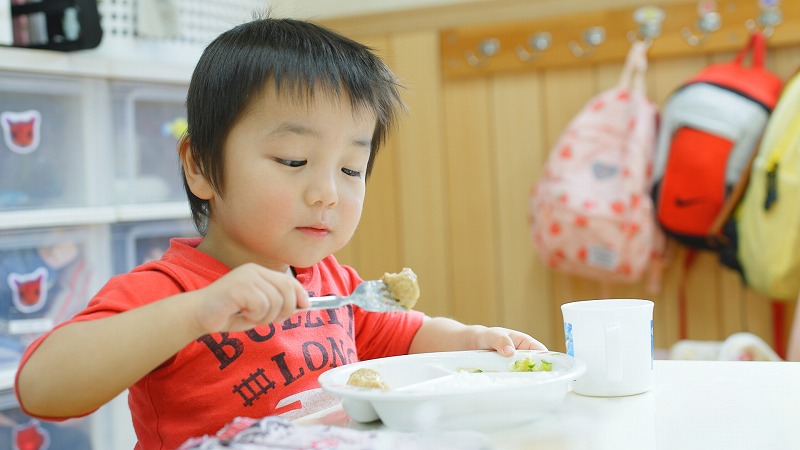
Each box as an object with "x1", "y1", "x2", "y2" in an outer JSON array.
[
  {"x1": 0, "y1": 46, "x2": 195, "y2": 228},
  {"x1": 0, "y1": 45, "x2": 197, "y2": 449}
]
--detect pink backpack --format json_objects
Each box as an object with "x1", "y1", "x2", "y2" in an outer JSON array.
[{"x1": 529, "y1": 41, "x2": 662, "y2": 283}]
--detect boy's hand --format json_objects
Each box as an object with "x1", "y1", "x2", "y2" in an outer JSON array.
[
  {"x1": 190, "y1": 263, "x2": 310, "y2": 335},
  {"x1": 474, "y1": 327, "x2": 548, "y2": 357},
  {"x1": 409, "y1": 318, "x2": 548, "y2": 356}
]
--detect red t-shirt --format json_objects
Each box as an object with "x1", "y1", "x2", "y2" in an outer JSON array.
[{"x1": 17, "y1": 238, "x2": 425, "y2": 449}]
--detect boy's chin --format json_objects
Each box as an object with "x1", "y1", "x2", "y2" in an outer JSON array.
[{"x1": 287, "y1": 252, "x2": 335, "y2": 269}]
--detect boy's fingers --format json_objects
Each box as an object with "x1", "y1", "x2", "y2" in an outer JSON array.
[{"x1": 499, "y1": 343, "x2": 516, "y2": 357}]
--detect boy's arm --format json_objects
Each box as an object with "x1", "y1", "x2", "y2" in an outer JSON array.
[
  {"x1": 17, "y1": 291, "x2": 208, "y2": 418},
  {"x1": 407, "y1": 316, "x2": 546, "y2": 356},
  {"x1": 16, "y1": 263, "x2": 308, "y2": 418}
]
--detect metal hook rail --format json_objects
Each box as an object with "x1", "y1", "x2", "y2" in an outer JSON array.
[{"x1": 440, "y1": 0, "x2": 797, "y2": 79}]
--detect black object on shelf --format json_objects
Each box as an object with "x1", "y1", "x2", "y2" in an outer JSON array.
[{"x1": 8, "y1": 0, "x2": 102, "y2": 52}]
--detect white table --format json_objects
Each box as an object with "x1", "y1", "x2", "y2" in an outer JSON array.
[{"x1": 297, "y1": 360, "x2": 800, "y2": 450}]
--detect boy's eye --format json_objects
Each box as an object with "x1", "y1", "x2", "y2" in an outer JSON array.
[
  {"x1": 276, "y1": 158, "x2": 306, "y2": 167},
  {"x1": 342, "y1": 167, "x2": 363, "y2": 178}
]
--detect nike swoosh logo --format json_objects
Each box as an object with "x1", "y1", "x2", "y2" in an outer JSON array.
[{"x1": 673, "y1": 197, "x2": 705, "y2": 207}]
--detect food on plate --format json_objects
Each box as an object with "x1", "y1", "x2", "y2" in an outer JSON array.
[
  {"x1": 458, "y1": 356, "x2": 554, "y2": 374},
  {"x1": 319, "y1": 351, "x2": 584, "y2": 431},
  {"x1": 381, "y1": 267, "x2": 420, "y2": 310},
  {"x1": 346, "y1": 368, "x2": 390, "y2": 391},
  {"x1": 510, "y1": 356, "x2": 553, "y2": 372},
  {"x1": 344, "y1": 354, "x2": 554, "y2": 394}
]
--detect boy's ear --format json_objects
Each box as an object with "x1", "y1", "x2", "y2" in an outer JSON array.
[{"x1": 178, "y1": 136, "x2": 215, "y2": 200}]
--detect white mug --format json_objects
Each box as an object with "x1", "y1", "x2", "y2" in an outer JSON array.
[{"x1": 561, "y1": 299, "x2": 654, "y2": 397}]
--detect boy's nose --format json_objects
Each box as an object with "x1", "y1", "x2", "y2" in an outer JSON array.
[{"x1": 305, "y1": 173, "x2": 339, "y2": 208}]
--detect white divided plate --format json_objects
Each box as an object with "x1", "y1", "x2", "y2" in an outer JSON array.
[{"x1": 318, "y1": 350, "x2": 586, "y2": 432}]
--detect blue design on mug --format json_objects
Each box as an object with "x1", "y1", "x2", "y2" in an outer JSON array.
[
  {"x1": 651, "y1": 319, "x2": 655, "y2": 369},
  {"x1": 564, "y1": 322, "x2": 574, "y2": 356}
]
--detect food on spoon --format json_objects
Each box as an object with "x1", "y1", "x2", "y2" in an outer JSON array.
[
  {"x1": 346, "y1": 368, "x2": 390, "y2": 391},
  {"x1": 381, "y1": 267, "x2": 420, "y2": 310},
  {"x1": 510, "y1": 356, "x2": 553, "y2": 372}
]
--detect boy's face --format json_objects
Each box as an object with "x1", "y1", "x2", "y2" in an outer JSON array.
[{"x1": 196, "y1": 85, "x2": 376, "y2": 271}]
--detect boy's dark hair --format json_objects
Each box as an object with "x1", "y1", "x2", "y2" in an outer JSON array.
[{"x1": 182, "y1": 16, "x2": 406, "y2": 234}]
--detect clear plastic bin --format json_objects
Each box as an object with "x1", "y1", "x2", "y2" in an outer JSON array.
[
  {"x1": 0, "y1": 72, "x2": 109, "y2": 211},
  {"x1": 0, "y1": 226, "x2": 106, "y2": 361},
  {"x1": 112, "y1": 219, "x2": 198, "y2": 274},
  {"x1": 111, "y1": 81, "x2": 188, "y2": 204},
  {"x1": 0, "y1": 225, "x2": 120, "y2": 449}
]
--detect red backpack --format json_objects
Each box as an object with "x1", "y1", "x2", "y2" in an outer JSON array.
[{"x1": 651, "y1": 31, "x2": 783, "y2": 250}]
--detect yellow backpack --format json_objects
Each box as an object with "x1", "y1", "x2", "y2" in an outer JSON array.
[{"x1": 735, "y1": 71, "x2": 800, "y2": 300}]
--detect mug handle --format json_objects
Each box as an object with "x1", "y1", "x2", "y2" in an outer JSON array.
[{"x1": 605, "y1": 322, "x2": 623, "y2": 382}]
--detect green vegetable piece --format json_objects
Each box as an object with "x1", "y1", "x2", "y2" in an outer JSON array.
[{"x1": 510, "y1": 356, "x2": 554, "y2": 372}]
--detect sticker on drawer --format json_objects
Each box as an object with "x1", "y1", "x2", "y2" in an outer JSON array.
[
  {"x1": 0, "y1": 109, "x2": 41, "y2": 154},
  {"x1": 0, "y1": 232, "x2": 92, "y2": 349}
]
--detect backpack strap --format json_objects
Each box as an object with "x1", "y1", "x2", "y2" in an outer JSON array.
[
  {"x1": 771, "y1": 300, "x2": 787, "y2": 359},
  {"x1": 708, "y1": 152, "x2": 757, "y2": 243},
  {"x1": 617, "y1": 41, "x2": 648, "y2": 93},
  {"x1": 734, "y1": 30, "x2": 766, "y2": 69},
  {"x1": 677, "y1": 248, "x2": 698, "y2": 340}
]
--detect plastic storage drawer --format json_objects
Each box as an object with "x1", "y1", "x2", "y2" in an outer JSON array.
[
  {"x1": 111, "y1": 81, "x2": 188, "y2": 204},
  {"x1": 112, "y1": 219, "x2": 198, "y2": 274},
  {"x1": 0, "y1": 72, "x2": 109, "y2": 211},
  {"x1": 0, "y1": 226, "x2": 107, "y2": 362}
]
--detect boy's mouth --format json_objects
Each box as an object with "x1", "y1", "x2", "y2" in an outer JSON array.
[{"x1": 297, "y1": 226, "x2": 330, "y2": 238}]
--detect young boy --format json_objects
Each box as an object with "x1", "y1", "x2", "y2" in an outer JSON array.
[{"x1": 15, "y1": 16, "x2": 546, "y2": 448}]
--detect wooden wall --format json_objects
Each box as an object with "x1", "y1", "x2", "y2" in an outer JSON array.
[{"x1": 322, "y1": 0, "x2": 799, "y2": 354}]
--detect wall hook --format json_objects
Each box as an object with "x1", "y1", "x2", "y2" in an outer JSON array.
[
  {"x1": 465, "y1": 38, "x2": 500, "y2": 67},
  {"x1": 681, "y1": 0, "x2": 722, "y2": 46},
  {"x1": 569, "y1": 26, "x2": 605, "y2": 58},
  {"x1": 745, "y1": 0, "x2": 782, "y2": 38},
  {"x1": 629, "y1": 6, "x2": 665, "y2": 46},
  {"x1": 515, "y1": 32, "x2": 552, "y2": 62}
]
